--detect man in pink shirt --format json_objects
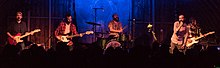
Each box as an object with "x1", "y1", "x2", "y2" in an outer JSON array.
[{"x1": 170, "y1": 15, "x2": 189, "y2": 55}]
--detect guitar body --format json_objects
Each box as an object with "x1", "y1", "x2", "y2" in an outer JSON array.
[
  {"x1": 7, "y1": 33, "x2": 23, "y2": 45},
  {"x1": 60, "y1": 35, "x2": 71, "y2": 42},
  {"x1": 186, "y1": 37, "x2": 199, "y2": 47}
]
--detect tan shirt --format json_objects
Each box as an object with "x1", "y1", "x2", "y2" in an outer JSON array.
[
  {"x1": 171, "y1": 21, "x2": 188, "y2": 45},
  {"x1": 108, "y1": 20, "x2": 122, "y2": 33}
]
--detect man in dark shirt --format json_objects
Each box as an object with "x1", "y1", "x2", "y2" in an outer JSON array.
[{"x1": 7, "y1": 11, "x2": 28, "y2": 50}]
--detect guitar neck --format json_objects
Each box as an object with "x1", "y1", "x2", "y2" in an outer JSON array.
[
  {"x1": 194, "y1": 33, "x2": 212, "y2": 40},
  {"x1": 67, "y1": 33, "x2": 85, "y2": 38},
  {"x1": 194, "y1": 36, "x2": 204, "y2": 40},
  {"x1": 20, "y1": 33, "x2": 32, "y2": 39},
  {"x1": 11, "y1": 29, "x2": 40, "y2": 39}
]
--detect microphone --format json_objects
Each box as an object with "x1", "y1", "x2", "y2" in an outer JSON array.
[
  {"x1": 175, "y1": 21, "x2": 183, "y2": 34},
  {"x1": 179, "y1": 21, "x2": 183, "y2": 26}
]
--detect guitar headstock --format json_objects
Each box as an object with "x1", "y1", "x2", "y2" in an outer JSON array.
[
  {"x1": 85, "y1": 31, "x2": 94, "y2": 35},
  {"x1": 204, "y1": 31, "x2": 215, "y2": 36},
  {"x1": 28, "y1": 29, "x2": 41, "y2": 34},
  {"x1": 33, "y1": 29, "x2": 41, "y2": 32},
  {"x1": 207, "y1": 31, "x2": 215, "y2": 35},
  {"x1": 147, "y1": 23, "x2": 153, "y2": 28}
]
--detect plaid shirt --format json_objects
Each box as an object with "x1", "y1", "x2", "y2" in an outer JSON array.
[{"x1": 55, "y1": 21, "x2": 78, "y2": 37}]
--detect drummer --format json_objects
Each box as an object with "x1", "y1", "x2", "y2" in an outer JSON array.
[{"x1": 108, "y1": 13, "x2": 123, "y2": 40}]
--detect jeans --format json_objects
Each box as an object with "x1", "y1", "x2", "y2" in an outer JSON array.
[{"x1": 169, "y1": 42, "x2": 186, "y2": 55}]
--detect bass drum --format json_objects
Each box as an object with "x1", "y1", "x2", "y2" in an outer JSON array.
[{"x1": 104, "y1": 40, "x2": 121, "y2": 50}]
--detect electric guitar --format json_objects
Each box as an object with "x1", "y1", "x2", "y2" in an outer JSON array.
[
  {"x1": 186, "y1": 31, "x2": 215, "y2": 47},
  {"x1": 58, "y1": 31, "x2": 94, "y2": 42},
  {"x1": 7, "y1": 29, "x2": 41, "y2": 45}
]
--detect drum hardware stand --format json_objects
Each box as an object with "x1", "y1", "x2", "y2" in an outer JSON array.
[
  {"x1": 44, "y1": 34, "x2": 53, "y2": 51},
  {"x1": 91, "y1": 8, "x2": 103, "y2": 42}
]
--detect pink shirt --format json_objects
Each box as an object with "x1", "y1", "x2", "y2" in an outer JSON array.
[{"x1": 171, "y1": 21, "x2": 188, "y2": 45}]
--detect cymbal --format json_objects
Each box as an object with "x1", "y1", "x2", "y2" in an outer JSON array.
[{"x1": 86, "y1": 22, "x2": 101, "y2": 26}]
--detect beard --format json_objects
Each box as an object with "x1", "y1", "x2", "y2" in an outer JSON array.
[
  {"x1": 179, "y1": 20, "x2": 185, "y2": 23},
  {"x1": 65, "y1": 19, "x2": 72, "y2": 24},
  {"x1": 66, "y1": 21, "x2": 71, "y2": 24},
  {"x1": 16, "y1": 17, "x2": 21, "y2": 21},
  {"x1": 113, "y1": 18, "x2": 119, "y2": 22}
]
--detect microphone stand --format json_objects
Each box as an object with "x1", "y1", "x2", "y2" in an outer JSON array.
[{"x1": 44, "y1": 34, "x2": 53, "y2": 51}]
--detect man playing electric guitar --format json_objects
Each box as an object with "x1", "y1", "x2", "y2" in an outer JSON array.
[
  {"x1": 186, "y1": 17, "x2": 214, "y2": 50},
  {"x1": 55, "y1": 13, "x2": 86, "y2": 51},
  {"x1": 7, "y1": 11, "x2": 31, "y2": 51},
  {"x1": 184, "y1": 17, "x2": 212, "y2": 56}
]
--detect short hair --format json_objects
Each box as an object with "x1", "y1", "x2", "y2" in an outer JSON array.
[
  {"x1": 112, "y1": 13, "x2": 118, "y2": 18},
  {"x1": 16, "y1": 11, "x2": 22, "y2": 15},
  {"x1": 65, "y1": 13, "x2": 71, "y2": 17},
  {"x1": 189, "y1": 17, "x2": 196, "y2": 22},
  {"x1": 179, "y1": 15, "x2": 184, "y2": 17}
]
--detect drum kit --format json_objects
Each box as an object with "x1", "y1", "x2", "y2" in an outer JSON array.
[
  {"x1": 85, "y1": 7, "x2": 131, "y2": 52},
  {"x1": 86, "y1": 22, "x2": 129, "y2": 51}
]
